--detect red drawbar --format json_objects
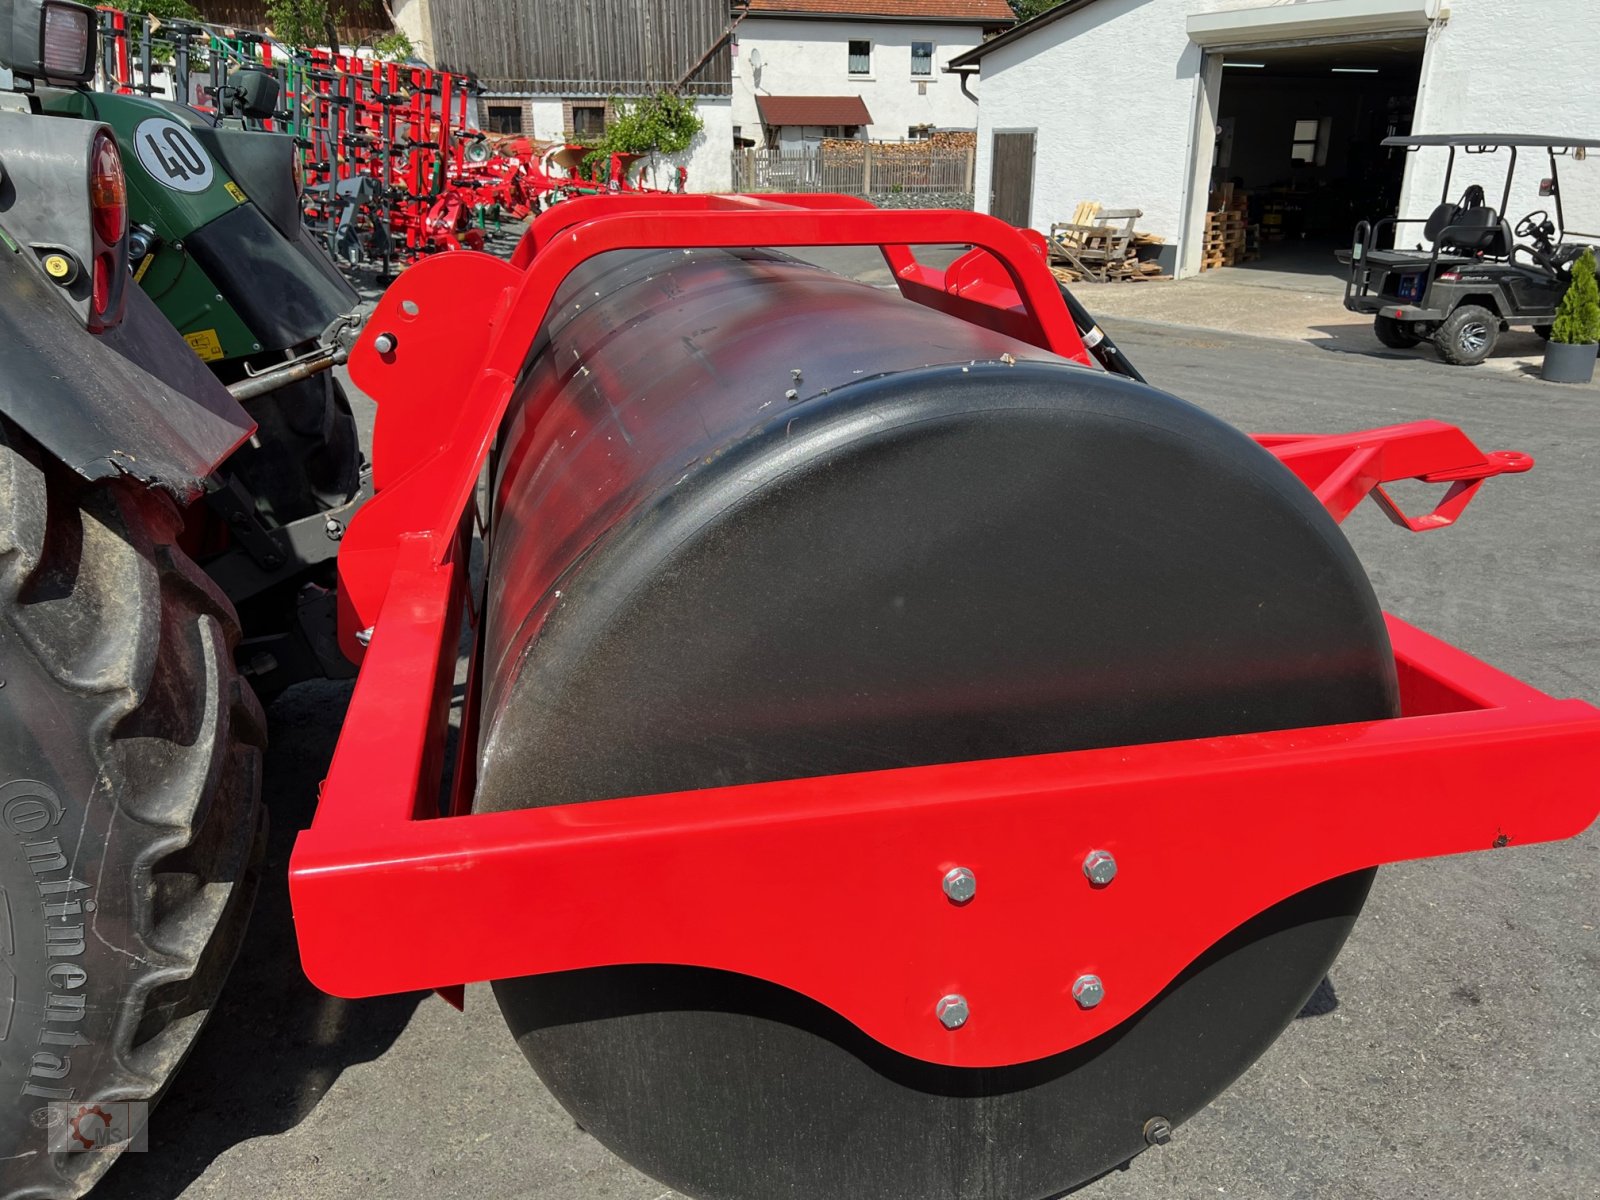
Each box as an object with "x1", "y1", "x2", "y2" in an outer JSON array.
[{"x1": 291, "y1": 197, "x2": 1599, "y2": 1070}]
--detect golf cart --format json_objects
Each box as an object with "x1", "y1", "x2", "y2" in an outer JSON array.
[{"x1": 1340, "y1": 134, "x2": 1600, "y2": 364}]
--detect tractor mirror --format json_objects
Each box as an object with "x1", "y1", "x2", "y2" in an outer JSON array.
[
  {"x1": 0, "y1": 0, "x2": 96, "y2": 83},
  {"x1": 1539, "y1": 178, "x2": 1556, "y2": 197}
]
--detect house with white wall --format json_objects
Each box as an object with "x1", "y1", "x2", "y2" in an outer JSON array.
[
  {"x1": 401, "y1": 0, "x2": 736, "y2": 191},
  {"x1": 950, "y1": 0, "x2": 1600, "y2": 277},
  {"x1": 733, "y1": 0, "x2": 1013, "y2": 148}
]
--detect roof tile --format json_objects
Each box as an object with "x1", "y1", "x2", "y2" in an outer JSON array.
[
  {"x1": 746, "y1": 0, "x2": 1014, "y2": 23},
  {"x1": 755, "y1": 94, "x2": 875, "y2": 126}
]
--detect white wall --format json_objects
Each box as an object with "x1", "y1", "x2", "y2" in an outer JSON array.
[
  {"x1": 477, "y1": 96, "x2": 732, "y2": 193},
  {"x1": 733, "y1": 17, "x2": 984, "y2": 142},
  {"x1": 684, "y1": 98, "x2": 734, "y2": 192},
  {"x1": 972, "y1": 0, "x2": 1205, "y2": 245},
  {"x1": 390, "y1": 0, "x2": 435, "y2": 62},
  {"x1": 1400, "y1": 0, "x2": 1600, "y2": 241},
  {"x1": 974, "y1": 0, "x2": 1599, "y2": 272}
]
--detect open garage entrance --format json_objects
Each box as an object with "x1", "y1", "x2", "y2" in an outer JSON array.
[{"x1": 1206, "y1": 37, "x2": 1424, "y2": 285}]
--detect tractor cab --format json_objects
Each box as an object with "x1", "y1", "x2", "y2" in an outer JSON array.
[{"x1": 1340, "y1": 133, "x2": 1600, "y2": 364}]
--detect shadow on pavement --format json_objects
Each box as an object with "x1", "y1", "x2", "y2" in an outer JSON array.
[{"x1": 96, "y1": 678, "x2": 428, "y2": 1199}]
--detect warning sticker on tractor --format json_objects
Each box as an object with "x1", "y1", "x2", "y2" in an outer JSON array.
[
  {"x1": 184, "y1": 329, "x2": 225, "y2": 361},
  {"x1": 224, "y1": 181, "x2": 248, "y2": 204},
  {"x1": 133, "y1": 117, "x2": 215, "y2": 194}
]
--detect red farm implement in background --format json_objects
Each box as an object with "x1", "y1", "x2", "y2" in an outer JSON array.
[{"x1": 285, "y1": 194, "x2": 1600, "y2": 1200}]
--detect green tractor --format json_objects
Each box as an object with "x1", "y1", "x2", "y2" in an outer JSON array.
[{"x1": 36, "y1": 44, "x2": 369, "y2": 697}]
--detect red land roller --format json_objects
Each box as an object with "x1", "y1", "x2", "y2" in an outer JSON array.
[{"x1": 290, "y1": 195, "x2": 1600, "y2": 1200}]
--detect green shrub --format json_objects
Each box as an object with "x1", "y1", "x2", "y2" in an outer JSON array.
[
  {"x1": 1551, "y1": 246, "x2": 1600, "y2": 345},
  {"x1": 580, "y1": 91, "x2": 704, "y2": 170}
]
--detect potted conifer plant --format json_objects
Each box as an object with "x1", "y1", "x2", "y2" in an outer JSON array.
[{"x1": 1543, "y1": 246, "x2": 1600, "y2": 384}]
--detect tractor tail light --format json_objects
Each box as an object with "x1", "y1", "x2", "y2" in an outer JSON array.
[
  {"x1": 85, "y1": 129, "x2": 127, "y2": 330},
  {"x1": 91, "y1": 253, "x2": 112, "y2": 316},
  {"x1": 89, "y1": 131, "x2": 127, "y2": 245},
  {"x1": 41, "y1": 2, "x2": 93, "y2": 79}
]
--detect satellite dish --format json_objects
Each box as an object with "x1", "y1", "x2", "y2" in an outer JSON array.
[{"x1": 748, "y1": 48, "x2": 763, "y2": 70}]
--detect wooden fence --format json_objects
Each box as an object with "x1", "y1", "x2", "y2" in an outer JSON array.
[{"x1": 731, "y1": 144, "x2": 975, "y2": 195}]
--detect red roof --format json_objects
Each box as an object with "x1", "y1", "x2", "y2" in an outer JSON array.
[
  {"x1": 756, "y1": 95, "x2": 875, "y2": 127},
  {"x1": 746, "y1": 0, "x2": 1014, "y2": 22}
]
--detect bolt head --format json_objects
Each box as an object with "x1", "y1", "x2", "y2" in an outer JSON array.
[
  {"x1": 1082, "y1": 849, "x2": 1117, "y2": 887},
  {"x1": 942, "y1": 866, "x2": 977, "y2": 905},
  {"x1": 373, "y1": 332, "x2": 398, "y2": 354},
  {"x1": 935, "y1": 994, "x2": 969, "y2": 1030},
  {"x1": 1072, "y1": 974, "x2": 1105, "y2": 1009},
  {"x1": 1143, "y1": 1116, "x2": 1173, "y2": 1146}
]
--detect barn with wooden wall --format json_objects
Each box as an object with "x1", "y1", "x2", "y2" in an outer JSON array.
[{"x1": 395, "y1": 0, "x2": 738, "y2": 190}]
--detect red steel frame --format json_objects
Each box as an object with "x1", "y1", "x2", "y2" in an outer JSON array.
[{"x1": 290, "y1": 196, "x2": 1600, "y2": 1070}]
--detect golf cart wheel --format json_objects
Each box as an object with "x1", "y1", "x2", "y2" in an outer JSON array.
[
  {"x1": 1434, "y1": 304, "x2": 1499, "y2": 365},
  {"x1": 0, "y1": 419, "x2": 265, "y2": 1198},
  {"x1": 1534, "y1": 325, "x2": 1554, "y2": 341},
  {"x1": 1373, "y1": 314, "x2": 1423, "y2": 349}
]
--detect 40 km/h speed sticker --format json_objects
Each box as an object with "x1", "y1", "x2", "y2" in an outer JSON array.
[{"x1": 133, "y1": 117, "x2": 215, "y2": 194}]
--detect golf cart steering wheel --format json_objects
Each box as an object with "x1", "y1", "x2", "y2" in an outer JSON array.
[{"x1": 1516, "y1": 210, "x2": 1555, "y2": 243}]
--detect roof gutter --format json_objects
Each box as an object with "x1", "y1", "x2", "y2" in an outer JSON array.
[{"x1": 1185, "y1": 0, "x2": 1445, "y2": 47}]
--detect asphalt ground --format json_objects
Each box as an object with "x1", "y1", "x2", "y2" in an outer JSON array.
[{"x1": 93, "y1": 246, "x2": 1599, "y2": 1200}]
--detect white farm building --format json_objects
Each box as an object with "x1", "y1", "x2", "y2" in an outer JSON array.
[{"x1": 949, "y1": 0, "x2": 1600, "y2": 277}]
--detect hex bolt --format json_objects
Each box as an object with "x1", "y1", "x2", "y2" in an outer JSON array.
[
  {"x1": 1143, "y1": 1116, "x2": 1173, "y2": 1146},
  {"x1": 1082, "y1": 849, "x2": 1118, "y2": 887},
  {"x1": 373, "y1": 332, "x2": 398, "y2": 354},
  {"x1": 943, "y1": 866, "x2": 977, "y2": 905},
  {"x1": 324, "y1": 517, "x2": 345, "y2": 541},
  {"x1": 936, "y1": 994, "x2": 970, "y2": 1030},
  {"x1": 1072, "y1": 974, "x2": 1105, "y2": 1009}
]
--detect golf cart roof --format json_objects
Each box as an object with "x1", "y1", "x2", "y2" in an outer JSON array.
[{"x1": 1382, "y1": 134, "x2": 1600, "y2": 150}]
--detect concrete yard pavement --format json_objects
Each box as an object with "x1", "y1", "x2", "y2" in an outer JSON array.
[
  {"x1": 1074, "y1": 269, "x2": 1554, "y2": 377},
  {"x1": 91, "y1": 249, "x2": 1599, "y2": 1200}
]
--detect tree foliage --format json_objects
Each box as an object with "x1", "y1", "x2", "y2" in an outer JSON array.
[
  {"x1": 371, "y1": 29, "x2": 414, "y2": 60},
  {"x1": 265, "y1": 0, "x2": 338, "y2": 49},
  {"x1": 103, "y1": 0, "x2": 200, "y2": 64},
  {"x1": 105, "y1": 0, "x2": 200, "y2": 20},
  {"x1": 1551, "y1": 247, "x2": 1600, "y2": 345},
  {"x1": 584, "y1": 91, "x2": 704, "y2": 159},
  {"x1": 1009, "y1": 0, "x2": 1067, "y2": 20}
]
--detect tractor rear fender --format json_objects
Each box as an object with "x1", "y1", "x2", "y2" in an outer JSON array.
[{"x1": 0, "y1": 245, "x2": 254, "y2": 498}]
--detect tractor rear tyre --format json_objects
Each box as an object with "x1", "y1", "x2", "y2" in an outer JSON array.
[
  {"x1": 1434, "y1": 305, "x2": 1499, "y2": 365},
  {"x1": 0, "y1": 420, "x2": 265, "y2": 1198},
  {"x1": 1373, "y1": 314, "x2": 1423, "y2": 349}
]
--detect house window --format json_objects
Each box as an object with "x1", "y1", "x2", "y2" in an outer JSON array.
[
  {"x1": 571, "y1": 104, "x2": 606, "y2": 139},
  {"x1": 911, "y1": 42, "x2": 933, "y2": 77},
  {"x1": 1292, "y1": 118, "x2": 1328, "y2": 165},
  {"x1": 848, "y1": 40, "x2": 871, "y2": 76},
  {"x1": 908, "y1": 124, "x2": 932, "y2": 140},
  {"x1": 486, "y1": 105, "x2": 523, "y2": 135}
]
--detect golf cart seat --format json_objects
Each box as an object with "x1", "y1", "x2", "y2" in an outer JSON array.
[
  {"x1": 1421, "y1": 186, "x2": 1511, "y2": 259},
  {"x1": 1439, "y1": 209, "x2": 1511, "y2": 257}
]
